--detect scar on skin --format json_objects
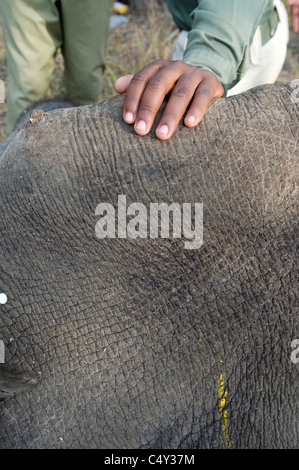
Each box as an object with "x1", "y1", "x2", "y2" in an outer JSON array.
[
  {"x1": 217, "y1": 373, "x2": 232, "y2": 449},
  {"x1": 29, "y1": 109, "x2": 46, "y2": 124}
]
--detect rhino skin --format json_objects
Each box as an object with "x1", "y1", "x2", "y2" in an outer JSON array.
[
  {"x1": 0, "y1": 98, "x2": 78, "y2": 159},
  {"x1": 0, "y1": 83, "x2": 298, "y2": 449}
]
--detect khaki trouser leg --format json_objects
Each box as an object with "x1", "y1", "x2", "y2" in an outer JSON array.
[
  {"x1": 1, "y1": 0, "x2": 112, "y2": 135},
  {"x1": 0, "y1": 0, "x2": 62, "y2": 134},
  {"x1": 59, "y1": 0, "x2": 113, "y2": 104}
]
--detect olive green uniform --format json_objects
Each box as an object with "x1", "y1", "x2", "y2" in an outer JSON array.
[
  {"x1": 167, "y1": 0, "x2": 281, "y2": 94},
  {"x1": 0, "y1": 0, "x2": 113, "y2": 134}
]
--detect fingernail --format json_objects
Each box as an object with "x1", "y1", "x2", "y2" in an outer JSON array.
[
  {"x1": 125, "y1": 112, "x2": 134, "y2": 123},
  {"x1": 135, "y1": 120, "x2": 147, "y2": 132},
  {"x1": 187, "y1": 115, "x2": 196, "y2": 124},
  {"x1": 158, "y1": 124, "x2": 169, "y2": 137}
]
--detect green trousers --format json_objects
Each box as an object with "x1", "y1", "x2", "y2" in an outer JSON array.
[{"x1": 0, "y1": 0, "x2": 113, "y2": 134}]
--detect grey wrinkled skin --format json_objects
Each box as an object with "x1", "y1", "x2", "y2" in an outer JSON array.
[
  {"x1": 0, "y1": 98, "x2": 78, "y2": 159},
  {"x1": 0, "y1": 84, "x2": 298, "y2": 449},
  {"x1": 0, "y1": 369, "x2": 37, "y2": 402}
]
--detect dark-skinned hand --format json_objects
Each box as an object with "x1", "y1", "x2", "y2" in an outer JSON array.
[{"x1": 114, "y1": 59, "x2": 224, "y2": 140}]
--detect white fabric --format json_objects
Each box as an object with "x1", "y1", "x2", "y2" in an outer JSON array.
[
  {"x1": 227, "y1": 0, "x2": 289, "y2": 96},
  {"x1": 171, "y1": 0, "x2": 289, "y2": 96}
]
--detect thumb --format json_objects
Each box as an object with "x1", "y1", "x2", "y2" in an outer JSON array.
[{"x1": 114, "y1": 75, "x2": 134, "y2": 94}]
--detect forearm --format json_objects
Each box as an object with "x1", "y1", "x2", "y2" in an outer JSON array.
[{"x1": 182, "y1": 0, "x2": 268, "y2": 93}]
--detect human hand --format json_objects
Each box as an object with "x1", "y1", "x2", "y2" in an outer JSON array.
[
  {"x1": 287, "y1": 0, "x2": 299, "y2": 32},
  {"x1": 114, "y1": 59, "x2": 224, "y2": 140}
]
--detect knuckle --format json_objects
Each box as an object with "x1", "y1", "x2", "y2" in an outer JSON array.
[
  {"x1": 131, "y1": 71, "x2": 148, "y2": 85},
  {"x1": 138, "y1": 102, "x2": 155, "y2": 114},
  {"x1": 172, "y1": 59, "x2": 185, "y2": 68},
  {"x1": 172, "y1": 85, "x2": 192, "y2": 99},
  {"x1": 147, "y1": 76, "x2": 165, "y2": 91},
  {"x1": 152, "y1": 58, "x2": 165, "y2": 67},
  {"x1": 200, "y1": 70, "x2": 222, "y2": 88},
  {"x1": 196, "y1": 86, "x2": 212, "y2": 99}
]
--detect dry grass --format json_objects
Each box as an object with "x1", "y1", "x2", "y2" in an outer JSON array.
[
  {"x1": 0, "y1": 0, "x2": 298, "y2": 142},
  {"x1": 100, "y1": 1, "x2": 178, "y2": 100}
]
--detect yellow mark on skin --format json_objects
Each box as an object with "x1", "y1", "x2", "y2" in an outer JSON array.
[
  {"x1": 217, "y1": 373, "x2": 232, "y2": 449},
  {"x1": 198, "y1": 343, "x2": 231, "y2": 447}
]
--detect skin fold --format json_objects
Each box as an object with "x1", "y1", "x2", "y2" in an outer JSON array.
[{"x1": 0, "y1": 83, "x2": 298, "y2": 448}]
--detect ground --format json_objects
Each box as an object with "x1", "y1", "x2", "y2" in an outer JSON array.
[{"x1": 0, "y1": 1, "x2": 298, "y2": 142}]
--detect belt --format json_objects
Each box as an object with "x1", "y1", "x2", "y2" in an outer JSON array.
[{"x1": 260, "y1": 7, "x2": 280, "y2": 45}]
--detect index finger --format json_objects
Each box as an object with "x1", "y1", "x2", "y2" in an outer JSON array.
[{"x1": 122, "y1": 60, "x2": 165, "y2": 124}]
